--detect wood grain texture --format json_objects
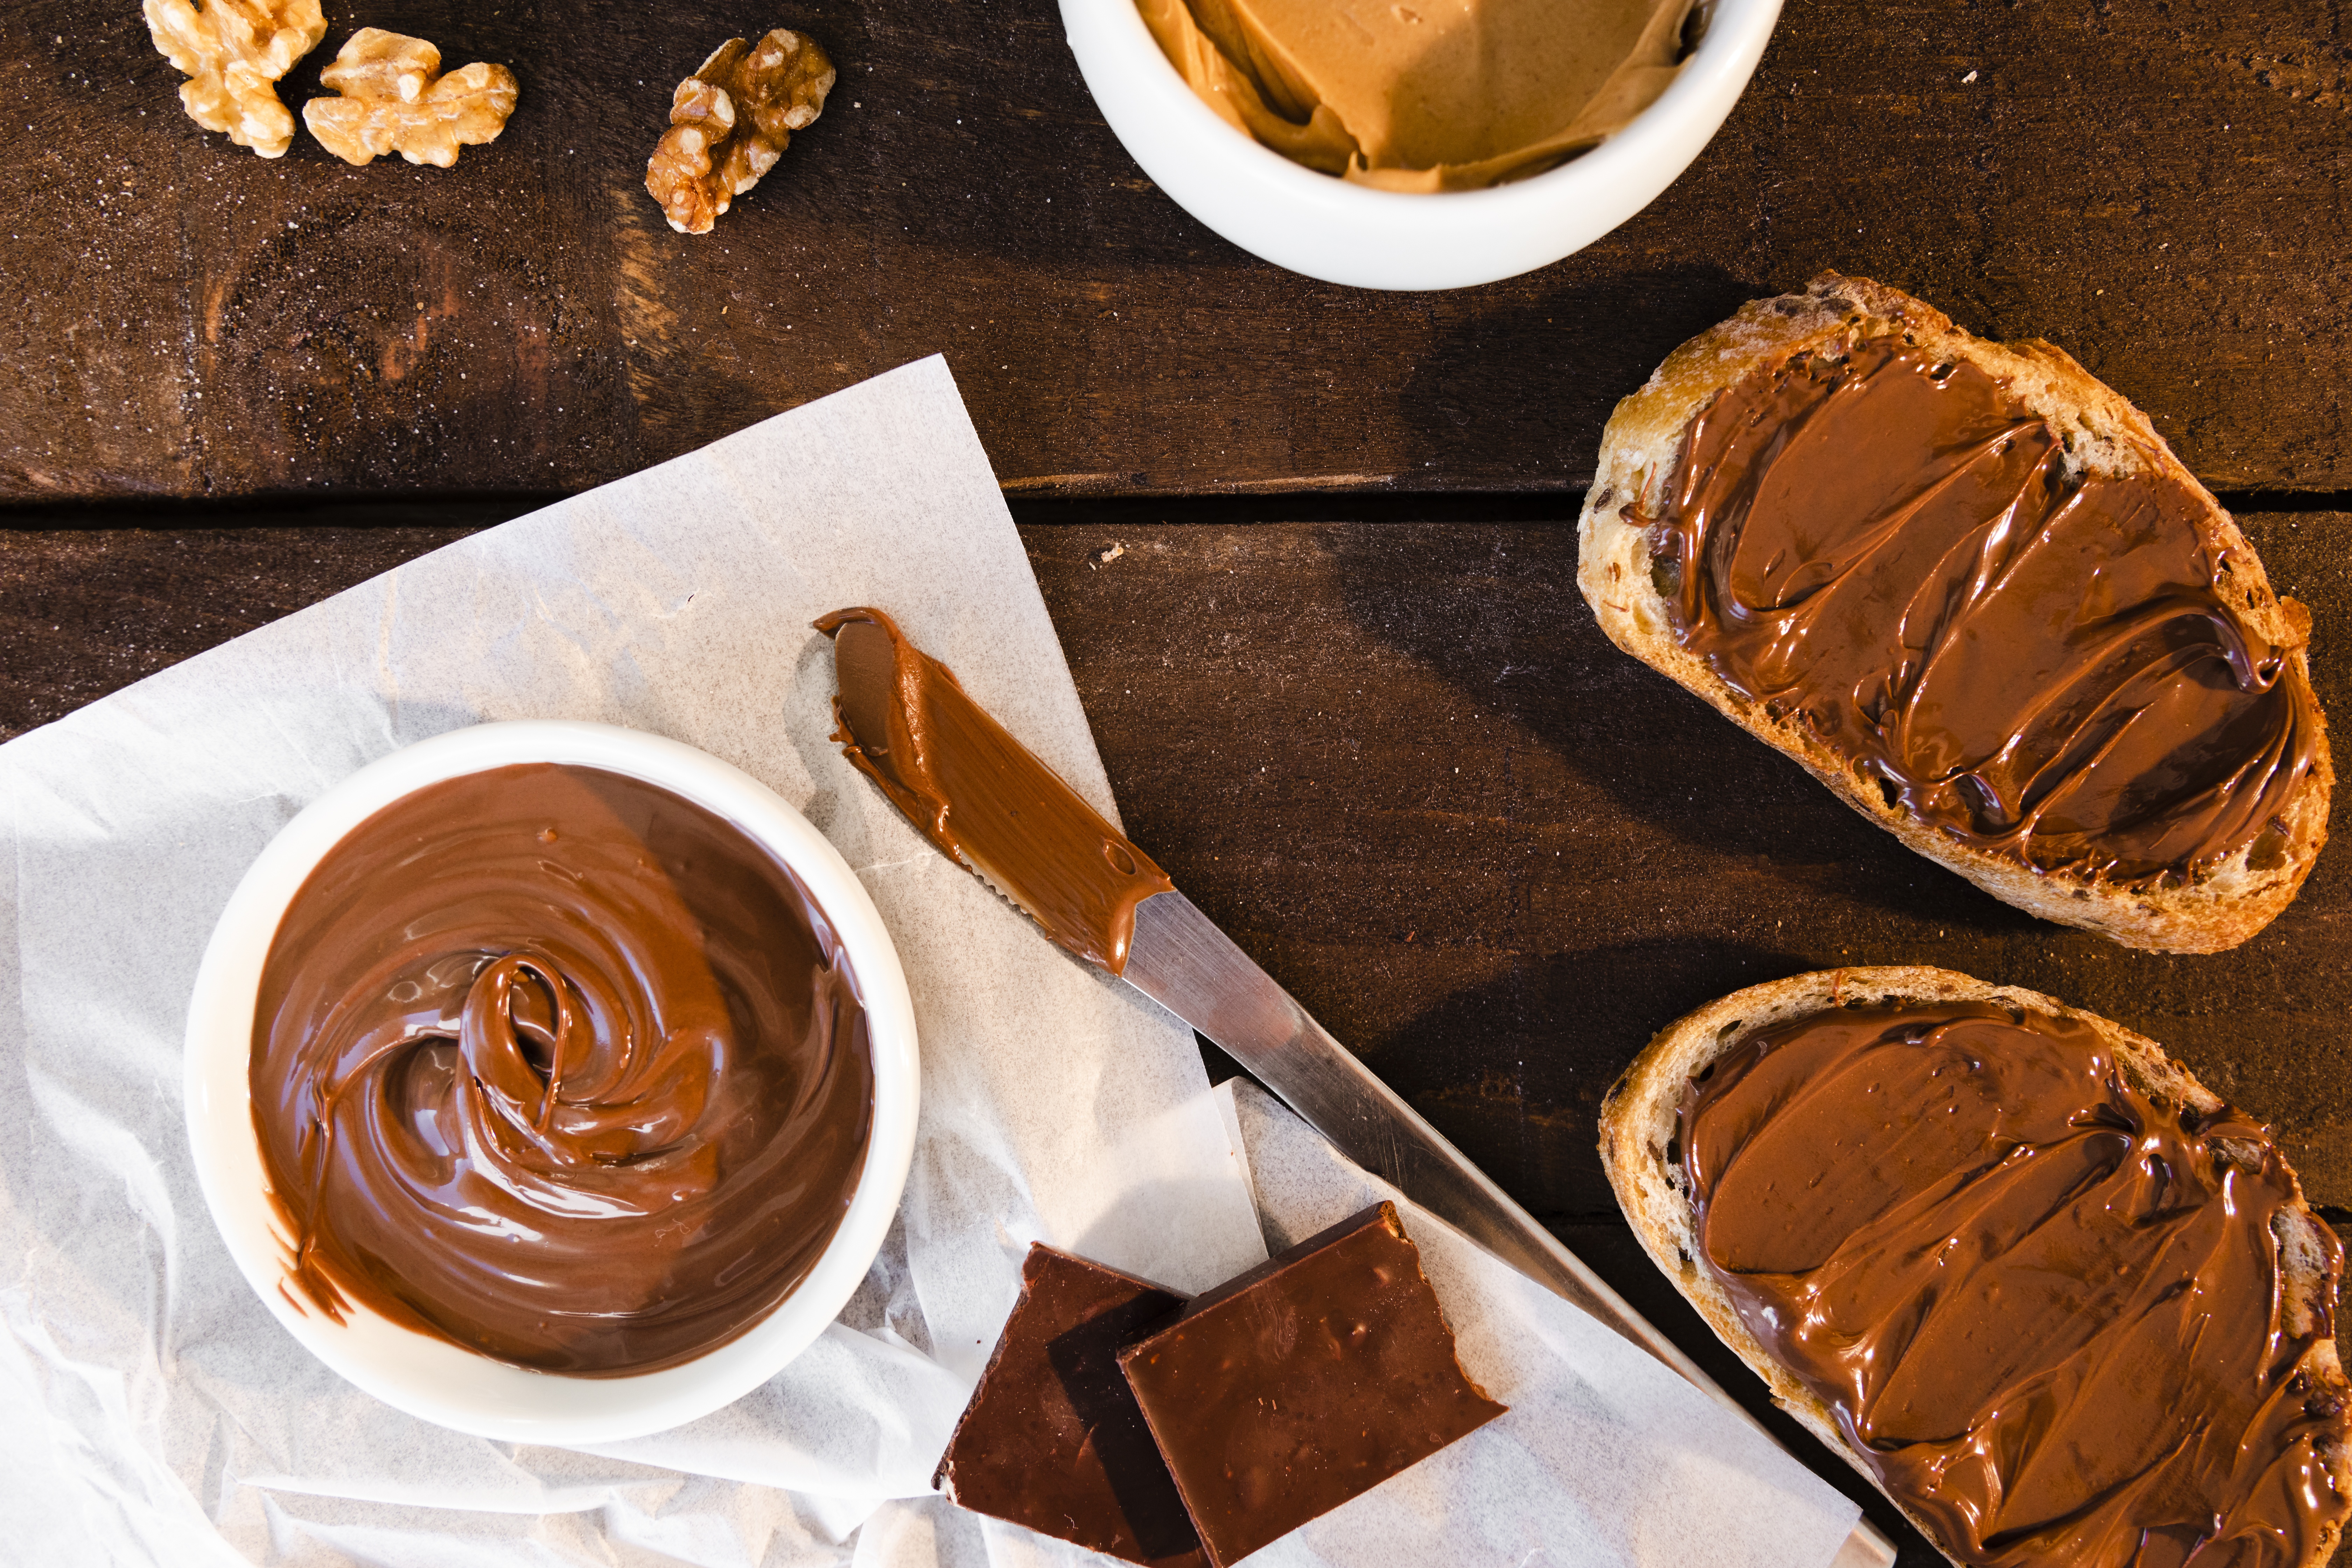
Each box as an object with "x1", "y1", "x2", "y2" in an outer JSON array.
[
  {"x1": 5, "y1": 510, "x2": 2347, "y2": 1568},
  {"x1": 1, "y1": 1, "x2": 2347, "y2": 500},
  {"x1": 1051, "y1": 511, "x2": 2352, "y2": 1568},
  {"x1": 1030, "y1": 514, "x2": 2352, "y2": 1210},
  {"x1": 0, "y1": 507, "x2": 522, "y2": 731},
  {"x1": 7, "y1": 511, "x2": 2348, "y2": 1209}
]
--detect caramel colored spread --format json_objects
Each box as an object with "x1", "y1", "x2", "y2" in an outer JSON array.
[
  {"x1": 1139, "y1": 0, "x2": 1694, "y2": 191},
  {"x1": 1642, "y1": 338, "x2": 2320, "y2": 885},
  {"x1": 252, "y1": 763, "x2": 873, "y2": 1375},
  {"x1": 1682, "y1": 1002, "x2": 2352, "y2": 1567},
  {"x1": 817, "y1": 607, "x2": 1174, "y2": 975}
]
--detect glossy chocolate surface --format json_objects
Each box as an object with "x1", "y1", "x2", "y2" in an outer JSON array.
[
  {"x1": 1118, "y1": 1202, "x2": 1507, "y2": 1567},
  {"x1": 1641, "y1": 339, "x2": 2321, "y2": 884},
  {"x1": 817, "y1": 606, "x2": 1174, "y2": 974},
  {"x1": 936, "y1": 1245, "x2": 1204, "y2": 1567},
  {"x1": 1682, "y1": 1001, "x2": 2352, "y2": 1567},
  {"x1": 251, "y1": 762, "x2": 874, "y2": 1374}
]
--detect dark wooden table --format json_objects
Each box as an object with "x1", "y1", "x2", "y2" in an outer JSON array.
[{"x1": 6, "y1": 2, "x2": 2350, "y2": 1561}]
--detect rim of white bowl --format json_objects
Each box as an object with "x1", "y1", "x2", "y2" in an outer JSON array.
[
  {"x1": 1060, "y1": 0, "x2": 1784, "y2": 290},
  {"x1": 183, "y1": 721, "x2": 920, "y2": 1444}
]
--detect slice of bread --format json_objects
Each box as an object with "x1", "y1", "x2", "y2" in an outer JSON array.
[
  {"x1": 1575, "y1": 274, "x2": 2331, "y2": 953},
  {"x1": 1599, "y1": 965, "x2": 2351, "y2": 1568}
]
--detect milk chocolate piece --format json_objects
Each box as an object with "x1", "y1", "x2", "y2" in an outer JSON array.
[
  {"x1": 935, "y1": 1245, "x2": 1204, "y2": 1567},
  {"x1": 1681, "y1": 1002, "x2": 2352, "y2": 1567},
  {"x1": 1641, "y1": 338, "x2": 2322, "y2": 885},
  {"x1": 252, "y1": 763, "x2": 874, "y2": 1374},
  {"x1": 816, "y1": 607, "x2": 1175, "y2": 974},
  {"x1": 1119, "y1": 1202, "x2": 1506, "y2": 1567}
]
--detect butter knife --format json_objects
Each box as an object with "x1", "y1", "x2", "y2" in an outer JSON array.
[{"x1": 817, "y1": 607, "x2": 1889, "y2": 1566}]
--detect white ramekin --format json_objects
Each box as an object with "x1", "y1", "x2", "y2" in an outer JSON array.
[
  {"x1": 1060, "y1": 0, "x2": 1782, "y2": 290},
  {"x1": 184, "y1": 721, "x2": 920, "y2": 1444}
]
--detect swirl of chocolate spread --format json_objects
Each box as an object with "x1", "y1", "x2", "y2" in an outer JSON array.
[
  {"x1": 1640, "y1": 338, "x2": 2321, "y2": 884},
  {"x1": 1681, "y1": 1002, "x2": 2352, "y2": 1567},
  {"x1": 251, "y1": 762, "x2": 874, "y2": 1375}
]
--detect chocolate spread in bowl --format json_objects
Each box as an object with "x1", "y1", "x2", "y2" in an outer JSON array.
[
  {"x1": 1639, "y1": 338, "x2": 2321, "y2": 885},
  {"x1": 1680, "y1": 1002, "x2": 2352, "y2": 1566},
  {"x1": 250, "y1": 762, "x2": 873, "y2": 1376}
]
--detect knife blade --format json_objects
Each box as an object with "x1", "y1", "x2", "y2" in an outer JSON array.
[{"x1": 1122, "y1": 888, "x2": 1703, "y2": 1373}]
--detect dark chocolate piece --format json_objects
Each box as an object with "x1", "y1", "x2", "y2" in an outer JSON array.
[
  {"x1": 1118, "y1": 1202, "x2": 1506, "y2": 1567},
  {"x1": 935, "y1": 1245, "x2": 1206, "y2": 1567}
]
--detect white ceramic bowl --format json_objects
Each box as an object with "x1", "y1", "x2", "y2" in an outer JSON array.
[
  {"x1": 185, "y1": 721, "x2": 920, "y2": 1444},
  {"x1": 1060, "y1": 0, "x2": 1781, "y2": 290}
]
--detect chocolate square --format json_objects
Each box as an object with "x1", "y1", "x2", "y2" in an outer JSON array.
[
  {"x1": 934, "y1": 1244, "x2": 1205, "y2": 1567},
  {"x1": 1117, "y1": 1201, "x2": 1507, "y2": 1567}
]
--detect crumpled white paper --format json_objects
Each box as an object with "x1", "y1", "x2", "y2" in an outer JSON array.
[
  {"x1": 1, "y1": 357, "x2": 1858, "y2": 1568},
  {"x1": 0, "y1": 357, "x2": 1264, "y2": 1567},
  {"x1": 850, "y1": 1080, "x2": 1863, "y2": 1568}
]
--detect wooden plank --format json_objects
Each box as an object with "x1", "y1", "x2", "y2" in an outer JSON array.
[
  {"x1": 1028, "y1": 514, "x2": 2352, "y2": 1211},
  {"x1": 2, "y1": 0, "x2": 2347, "y2": 500},
  {"x1": 4, "y1": 510, "x2": 2346, "y2": 1566},
  {"x1": 1049, "y1": 513, "x2": 2352, "y2": 1568},
  {"x1": 8, "y1": 510, "x2": 2350, "y2": 1208},
  {"x1": 0, "y1": 511, "x2": 502, "y2": 730}
]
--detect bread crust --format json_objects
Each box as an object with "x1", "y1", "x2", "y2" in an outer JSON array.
[
  {"x1": 1575, "y1": 274, "x2": 2332, "y2": 953},
  {"x1": 1598, "y1": 965, "x2": 2352, "y2": 1568}
]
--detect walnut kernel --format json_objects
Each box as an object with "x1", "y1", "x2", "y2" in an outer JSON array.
[
  {"x1": 645, "y1": 30, "x2": 835, "y2": 235},
  {"x1": 143, "y1": 0, "x2": 327, "y2": 159},
  {"x1": 302, "y1": 29, "x2": 520, "y2": 168}
]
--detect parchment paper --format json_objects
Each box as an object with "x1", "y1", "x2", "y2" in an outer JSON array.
[
  {"x1": 847, "y1": 1074, "x2": 1864, "y2": 1568},
  {"x1": 0, "y1": 357, "x2": 1857, "y2": 1567}
]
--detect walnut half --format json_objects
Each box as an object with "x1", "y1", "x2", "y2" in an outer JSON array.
[
  {"x1": 646, "y1": 30, "x2": 835, "y2": 235},
  {"x1": 143, "y1": 0, "x2": 327, "y2": 159},
  {"x1": 303, "y1": 29, "x2": 520, "y2": 168}
]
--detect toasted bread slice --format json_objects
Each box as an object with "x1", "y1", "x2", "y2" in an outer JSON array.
[
  {"x1": 1599, "y1": 965, "x2": 2351, "y2": 1568},
  {"x1": 1575, "y1": 274, "x2": 2331, "y2": 953}
]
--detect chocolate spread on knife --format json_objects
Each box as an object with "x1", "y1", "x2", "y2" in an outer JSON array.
[
  {"x1": 251, "y1": 763, "x2": 874, "y2": 1375},
  {"x1": 816, "y1": 607, "x2": 1174, "y2": 974},
  {"x1": 1681, "y1": 1002, "x2": 2352, "y2": 1568},
  {"x1": 1639, "y1": 338, "x2": 2320, "y2": 884}
]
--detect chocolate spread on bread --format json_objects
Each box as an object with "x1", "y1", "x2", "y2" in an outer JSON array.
[
  {"x1": 1640, "y1": 338, "x2": 2320, "y2": 885},
  {"x1": 817, "y1": 607, "x2": 1174, "y2": 974},
  {"x1": 1679, "y1": 1001, "x2": 2352, "y2": 1566},
  {"x1": 251, "y1": 762, "x2": 873, "y2": 1374}
]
